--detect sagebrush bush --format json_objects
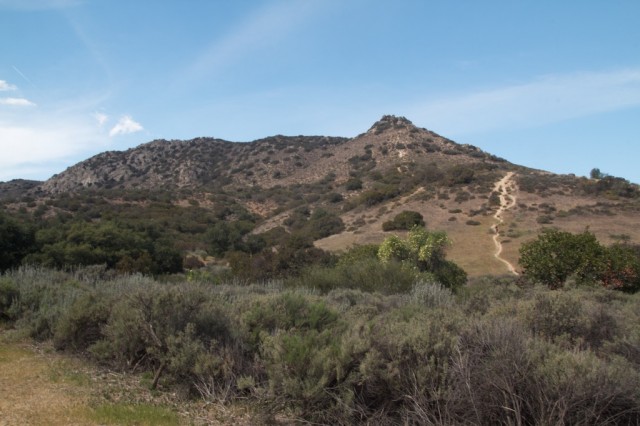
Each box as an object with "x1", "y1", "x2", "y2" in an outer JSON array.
[
  {"x1": 447, "y1": 318, "x2": 533, "y2": 425},
  {"x1": 0, "y1": 277, "x2": 19, "y2": 321},
  {"x1": 53, "y1": 292, "x2": 110, "y2": 351},
  {"x1": 524, "y1": 291, "x2": 587, "y2": 341},
  {"x1": 410, "y1": 279, "x2": 453, "y2": 308},
  {"x1": 3, "y1": 266, "x2": 640, "y2": 424},
  {"x1": 287, "y1": 259, "x2": 420, "y2": 294}
]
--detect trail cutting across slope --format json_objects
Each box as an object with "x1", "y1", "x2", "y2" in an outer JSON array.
[{"x1": 490, "y1": 172, "x2": 519, "y2": 275}]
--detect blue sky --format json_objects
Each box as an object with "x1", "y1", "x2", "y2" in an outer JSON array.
[{"x1": 1, "y1": 0, "x2": 639, "y2": 183}]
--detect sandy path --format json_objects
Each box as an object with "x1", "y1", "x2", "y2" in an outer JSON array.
[{"x1": 490, "y1": 172, "x2": 519, "y2": 275}]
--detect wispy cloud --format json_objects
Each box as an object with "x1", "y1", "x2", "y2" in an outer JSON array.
[
  {"x1": 12, "y1": 66, "x2": 37, "y2": 89},
  {"x1": 0, "y1": 90, "x2": 140, "y2": 181},
  {"x1": 407, "y1": 68, "x2": 640, "y2": 135},
  {"x1": 0, "y1": 97, "x2": 36, "y2": 106},
  {"x1": 109, "y1": 115, "x2": 143, "y2": 137},
  {"x1": 0, "y1": 80, "x2": 17, "y2": 91},
  {"x1": 185, "y1": 0, "x2": 322, "y2": 82},
  {"x1": 0, "y1": 114, "x2": 109, "y2": 181},
  {"x1": 93, "y1": 112, "x2": 108, "y2": 127}
]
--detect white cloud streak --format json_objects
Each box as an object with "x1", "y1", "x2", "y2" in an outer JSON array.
[
  {"x1": 0, "y1": 115, "x2": 109, "y2": 181},
  {"x1": 0, "y1": 97, "x2": 36, "y2": 106},
  {"x1": 0, "y1": 80, "x2": 17, "y2": 91},
  {"x1": 109, "y1": 115, "x2": 143, "y2": 137},
  {"x1": 185, "y1": 0, "x2": 321, "y2": 82},
  {"x1": 93, "y1": 112, "x2": 108, "y2": 127},
  {"x1": 0, "y1": 93, "x2": 140, "y2": 181},
  {"x1": 407, "y1": 68, "x2": 640, "y2": 135}
]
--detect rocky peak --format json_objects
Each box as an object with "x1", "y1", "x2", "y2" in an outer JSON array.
[{"x1": 367, "y1": 115, "x2": 416, "y2": 135}]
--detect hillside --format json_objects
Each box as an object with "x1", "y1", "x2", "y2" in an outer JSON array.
[{"x1": 3, "y1": 115, "x2": 639, "y2": 276}]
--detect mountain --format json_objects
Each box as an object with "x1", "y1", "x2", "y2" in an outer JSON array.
[
  {"x1": 37, "y1": 115, "x2": 502, "y2": 194},
  {"x1": 4, "y1": 115, "x2": 639, "y2": 276}
]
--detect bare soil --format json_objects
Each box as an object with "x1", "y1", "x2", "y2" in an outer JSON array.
[{"x1": 0, "y1": 332, "x2": 260, "y2": 426}]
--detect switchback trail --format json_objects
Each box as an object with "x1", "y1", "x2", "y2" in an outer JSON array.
[{"x1": 490, "y1": 172, "x2": 519, "y2": 275}]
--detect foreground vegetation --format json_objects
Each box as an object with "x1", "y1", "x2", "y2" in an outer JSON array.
[{"x1": 2, "y1": 265, "x2": 640, "y2": 424}]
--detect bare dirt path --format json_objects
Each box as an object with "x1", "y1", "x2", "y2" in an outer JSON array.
[{"x1": 490, "y1": 172, "x2": 519, "y2": 275}]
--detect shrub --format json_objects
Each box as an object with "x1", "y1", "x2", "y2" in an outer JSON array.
[
  {"x1": 288, "y1": 258, "x2": 419, "y2": 295},
  {"x1": 355, "y1": 307, "x2": 464, "y2": 422},
  {"x1": 410, "y1": 280, "x2": 454, "y2": 308},
  {"x1": 0, "y1": 278, "x2": 19, "y2": 321},
  {"x1": 95, "y1": 284, "x2": 234, "y2": 390},
  {"x1": 523, "y1": 291, "x2": 586, "y2": 341},
  {"x1": 345, "y1": 178, "x2": 362, "y2": 191},
  {"x1": 448, "y1": 318, "x2": 533, "y2": 425},
  {"x1": 378, "y1": 227, "x2": 467, "y2": 291},
  {"x1": 520, "y1": 230, "x2": 603, "y2": 289},
  {"x1": 358, "y1": 184, "x2": 399, "y2": 206},
  {"x1": 4, "y1": 266, "x2": 640, "y2": 424},
  {"x1": 381, "y1": 210, "x2": 425, "y2": 231},
  {"x1": 519, "y1": 230, "x2": 640, "y2": 291},
  {"x1": 243, "y1": 292, "x2": 338, "y2": 348},
  {"x1": 53, "y1": 292, "x2": 111, "y2": 351}
]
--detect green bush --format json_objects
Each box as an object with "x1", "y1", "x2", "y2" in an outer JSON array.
[
  {"x1": 0, "y1": 213, "x2": 35, "y2": 271},
  {"x1": 345, "y1": 177, "x2": 362, "y2": 191},
  {"x1": 381, "y1": 210, "x2": 425, "y2": 231},
  {"x1": 520, "y1": 230, "x2": 640, "y2": 291},
  {"x1": 0, "y1": 278, "x2": 19, "y2": 321},
  {"x1": 288, "y1": 259, "x2": 420, "y2": 295},
  {"x1": 243, "y1": 293, "x2": 338, "y2": 345},
  {"x1": 378, "y1": 227, "x2": 467, "y2": 291}
]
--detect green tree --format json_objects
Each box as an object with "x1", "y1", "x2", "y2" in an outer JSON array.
[
  {"x1": 590, "y1": 168, "x2": 604, "y2": 179},
  {"x1": 378, "y1": 226, "x2": 466, "y2": 290},
  {"x1": 0, "y1": 213, "x2": 35, "y2": 271},
  {"x1": 519, "y1": 230, "x2": 606, "y2": 289},
  {"x1": 600, "y1": 244, "x2": 640, "y2": 292}
]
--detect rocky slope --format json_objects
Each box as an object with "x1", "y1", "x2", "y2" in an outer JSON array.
[{"x1": 36, "y1": 115, "x2": 507, "y2": 194}]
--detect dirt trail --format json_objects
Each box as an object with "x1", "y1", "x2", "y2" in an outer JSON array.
[{"x1": 490, "y1": 172, "x2": 519, "y2": 275}]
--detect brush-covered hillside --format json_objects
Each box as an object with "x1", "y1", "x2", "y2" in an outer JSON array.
[{"x1": 1, "y1": 115, "x2": 639, "y2": 277}]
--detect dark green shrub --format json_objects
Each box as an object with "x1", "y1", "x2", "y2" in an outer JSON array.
[
  {"x1": 381, "y1": 210, "x2": 425, "y2": 231},
  {"x1": 337, "y1": 244, "x2": 379, "y2": 266},
  {"x1": 446, "y1": 165, "x2": 474, "y2": 185},
  {"x1": 519, "y1": 230, "x2": 623, "y2": 289},
  {"x1": 601, "y1": 244, "x2": 640, "y2": 292},
  {"x1": 289, "y1": 259, "x2": 419, "y2": 295},
  {"x1": 358, "y1": 184, "x2": 399, "y2": 206},
  {"x1": 345, "y1": 178, "x2": 362, "y2": 191},
  {"x1": 0, "y1": 278, "x2": 19, "y2": 321},
  {"x1": 326, "y1": 192, "x2": 343, "y2": 203},
  {"x1": 0, "y1": 212, "x2": 35, "y2": 271}
]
